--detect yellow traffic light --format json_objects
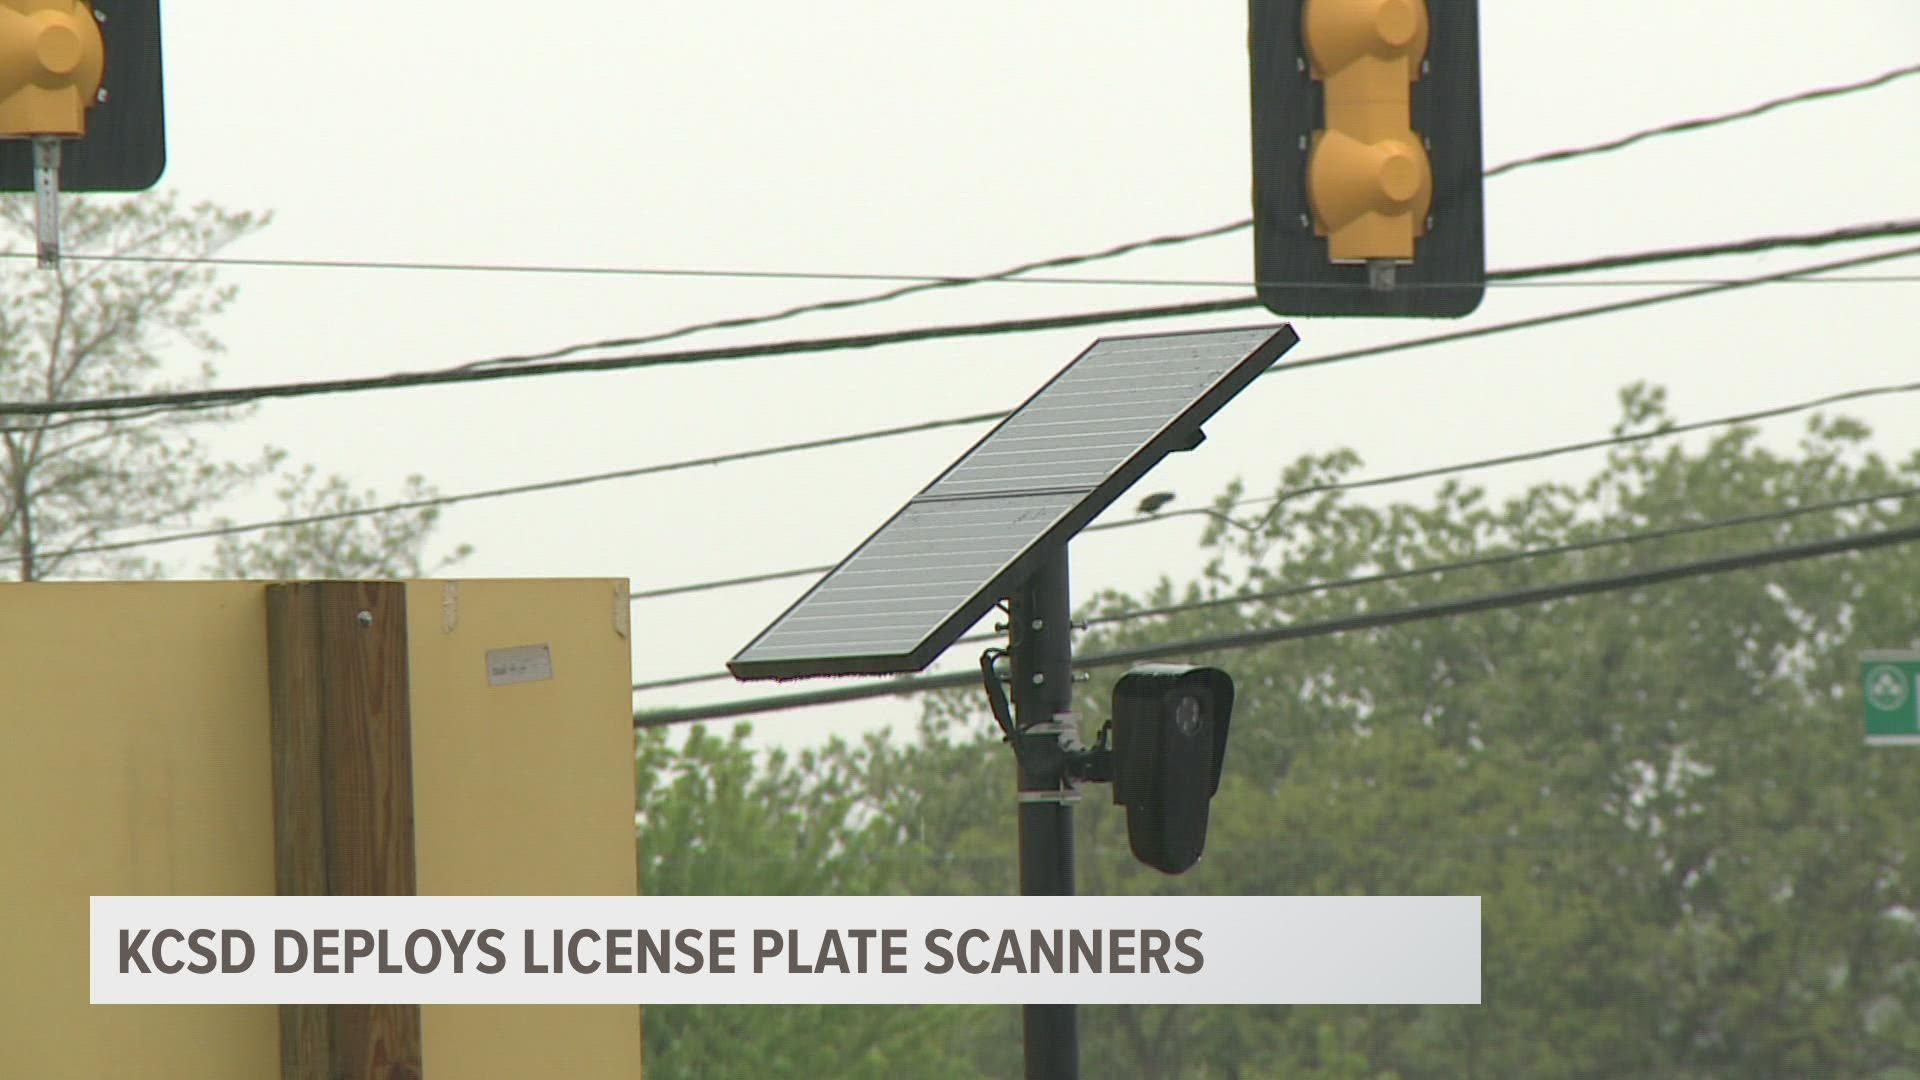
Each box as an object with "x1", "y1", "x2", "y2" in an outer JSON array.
[
  {"x1": 1302, "y1": 0, "x2": 1431, "y2": 263},
  {"x1": 0, "y1": 0, "x2": 105, "y2": 137}
]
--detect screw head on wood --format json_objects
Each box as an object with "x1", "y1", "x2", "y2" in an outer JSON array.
[{"x1": 356, "y1": 610, "x2": 373, "y2": 627}]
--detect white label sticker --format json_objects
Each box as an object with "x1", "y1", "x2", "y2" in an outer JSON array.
[{"x1": 486, "y1": 644, "x2": 553, "y2": 687}]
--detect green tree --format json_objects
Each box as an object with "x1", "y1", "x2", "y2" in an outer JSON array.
[
  {"x1": 638, "y1": 385, "x2": 1920, "y2": 1077},
  {"x1": 0, "y1": 193, "x2": 268, "y2": 578},
  {"x1": 209, "y1": 464, "x2": 473, "y2": 578},
  {"x1": 634, "y1": 724, "x2": 992, "y2": 1080},
  {"x1": 921, "y1": 385, "x2": 1920, "y2": 1077}
]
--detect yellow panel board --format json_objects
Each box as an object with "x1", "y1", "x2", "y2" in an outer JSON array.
[
  {"x1": 0, "y1": 579, "x2": 641, "y2": 1079},
  {"x1": 0, "y1": 581, "x2": 280, "y2": 1079},
  {"x1": 404, "y1": 579, "x2": 642, "y2": 1078}
]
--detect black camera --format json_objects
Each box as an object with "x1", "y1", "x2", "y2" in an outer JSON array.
[{"x1": 1110, "y1": 664, "x2": 1235, "y2": 874}]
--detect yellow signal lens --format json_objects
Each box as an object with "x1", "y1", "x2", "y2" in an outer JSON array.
[
  {"x1": 0, "y1": 1, "x2": 106, "y2": 137},
  {"x1": 1302, "y1": 0, "x2": 1432, "y2": 262}
]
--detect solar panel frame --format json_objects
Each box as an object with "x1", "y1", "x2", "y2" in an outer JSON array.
[{"x1": 728, "y1": 323, "x2": 1301, "y2": 680}]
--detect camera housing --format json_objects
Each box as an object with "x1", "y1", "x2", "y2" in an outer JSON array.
[{"x1": 1110, "y1": 664, "x2": 1235, "y2": 874}]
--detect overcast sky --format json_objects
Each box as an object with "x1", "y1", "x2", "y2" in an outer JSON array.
[{"x1": 28, "y1": 2, "x2": 1920, "y2": 748}]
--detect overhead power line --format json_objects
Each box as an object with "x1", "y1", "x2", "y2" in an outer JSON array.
[
  {"x1": 628, "y1": 486, "x2": 1920, "y2": 693},
  {"x1": 456, "y1": 216, "x2": 1920, "y2": 375},
  {"x1": 446, "y1": 221, "x2": 1255, "y2": 372},
  {"x1": 1255, "y1": 236, "x2": 1920, "y2": 385},
  {"x1": 0, "y1": 296, "x2": 1260, "y2": 418},
  {"x1": 0, "y1": 246, "x2": 1903, "y2": 297},
  {"x1": 1491, "y1": 220, "x2": 1920, "y2": 280},
  {"x1": 1484, "y1": 61, "x2": 1920, "y2": 178},
  {"x1": 6, "y1": 57, "x2": 1908, "y2": 364},
  {"x1": 0, "y1": 412, "x2": 1002, "y2": 563},
  {"x1": 514, "y1": 60, "x2": 1920, "y2": 364},
  {"x1": 626, "y1": 374, "x2": 1920, "y2": 605},
  {"x1": 16, "y1": 237, "x2": 1920, "y2": 563},
  {"x1": 1228, "y1": 377, "x2": 1920, "y2": 529},
  {"x1": 634, "y1": 519, "x2": 1920, "y2": 726},
  {"x1": 3, "y1": 220, "x2": 1916, "y2": 422},
  {"x1": 631, "y1": 564, "x2": 837, "y2": 602},
  {"x1": 434, "y1": 59, "x2": 1920, "y2": 367}
]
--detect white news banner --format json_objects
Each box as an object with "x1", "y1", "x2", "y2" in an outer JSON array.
[{"x1": 92, "y1": 894, "x2": 1480, "y2": 1006}]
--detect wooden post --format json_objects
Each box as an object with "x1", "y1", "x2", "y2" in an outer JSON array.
[{"x1": 267, "y1": 582, "x2": 423, "y2": 1080}]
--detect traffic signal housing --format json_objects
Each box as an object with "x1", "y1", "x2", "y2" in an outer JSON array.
[
  {"x1": 1249, "y1": 0, "x2": 1485, "y2": 317},
  {"x1": 1111, "y1": 664, "x2": 1235, "y2": 875},
  {"x1": 0, "y1": 0, "x2": 104, "y2": 136},
  {"x1": 0, "y1": 0, "x2": 163, "y2": 191}
]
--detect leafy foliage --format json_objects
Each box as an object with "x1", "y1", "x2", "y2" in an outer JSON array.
[
  {"x1": 638, "y1": 386, "x2": 1920, "y2": 1077},
  {"x1": 0, "y1": 193, "x2": 269, "y2": 578},
  {"x1": 209, "y1": 464, "x2": 473, "y2": 579},
  {"x1": 0, "y1": 193, "x2": 468, "y2": 580},
  {"x1": 635, "y1": 724, "x2": 994, "y2": 1079}
]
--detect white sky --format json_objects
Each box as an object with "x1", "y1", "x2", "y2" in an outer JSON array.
[{"x1": 66, "y1": 2, "x2": 1920, "y2": 748}]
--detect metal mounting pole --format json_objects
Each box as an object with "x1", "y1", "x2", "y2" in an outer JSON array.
[
  {"x1": 32, "y1": 136, "x2": 62, "y2": 270},
  {"x1": 1008, "y1": 547, "x2": 1077, "y2": 1080}
]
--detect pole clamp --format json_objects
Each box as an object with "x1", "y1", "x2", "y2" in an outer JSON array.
[
  {"x1": 1021, "y1": 712, "x2": 1082, "y2": 746},
  {"x1": 1016, "y1": 786, "x2": 1083, "y2": 805}
]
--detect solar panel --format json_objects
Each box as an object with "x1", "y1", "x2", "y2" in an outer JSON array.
[{"x1": 728, "y1": 324, "x2": 1300, "y2": 680}]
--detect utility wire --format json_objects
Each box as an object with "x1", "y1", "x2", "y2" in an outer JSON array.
[
  {"x1": 1484, "y1": 61, "x2": 1920, "y2": 178},
  {"x1": 0, "y1": 296, "x2": 1260, "y2": 418},
  {"x1": 3, "y1": 220, "x2": 1916, "y2": 422},
  {"x1": 15, "y1": 238, "x2": 1920, "y2": 562},
  {"x1": 631, "y1": 564, "x2": 836, "y2": 601},
  {"x1": 447, "y1": 221, "x2": 1254, "y2": 372},
  {"x1": 1459, "y1": 276, "x2": 1920, "y2": 288},
  {"x1": 627, "y1": 486, "x2": 1920, "y2": 693},
  {"x1": 0, "y1": 398, "x2": 243, "y2": 436},
  {"x1": 24, "y1": 268, "x2": 1910, "y2": 433},
  {"x1": 627, "y1": 374, "x2": 1920, "y2": 604},
  {"x1": 634, "y1": 519, "x2": 1920, "y2": 725},
  {"x1": 0, "y1": 252, "x2": 1902, "y2": 298},
  {"x1": 1491, "y1": 220, "x2": 1920, "y2": 280},
  {"x1": 1251, "y1": 237, "x2": 1920, "y2": 385},
  {"x1": 6, "y1": 59, "x2": 1908, "y2": 361},
  {"x1": 1230, "y1": 377, "x2": 1920, "y2": 531},
  {"x1": 630, "y1": 540, "x2": 1176, "y2": 604},
  {"x1": 418, "y1": 59, "x2": 1920, "y2": 367},
  {"x1": 456, "y1": 218, "x2": 1920, "y2": 371},
  {"x1": 0, "y1": 412, "x2": 1002, "y2": 563},
  {"x1": 3, "y1": 246, "x2": 1908, "y2": 295}
]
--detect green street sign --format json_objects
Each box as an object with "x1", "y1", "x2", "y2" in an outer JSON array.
[{"x1": 1862, "y1": 650, "x2": 1920, "y2": 746}]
